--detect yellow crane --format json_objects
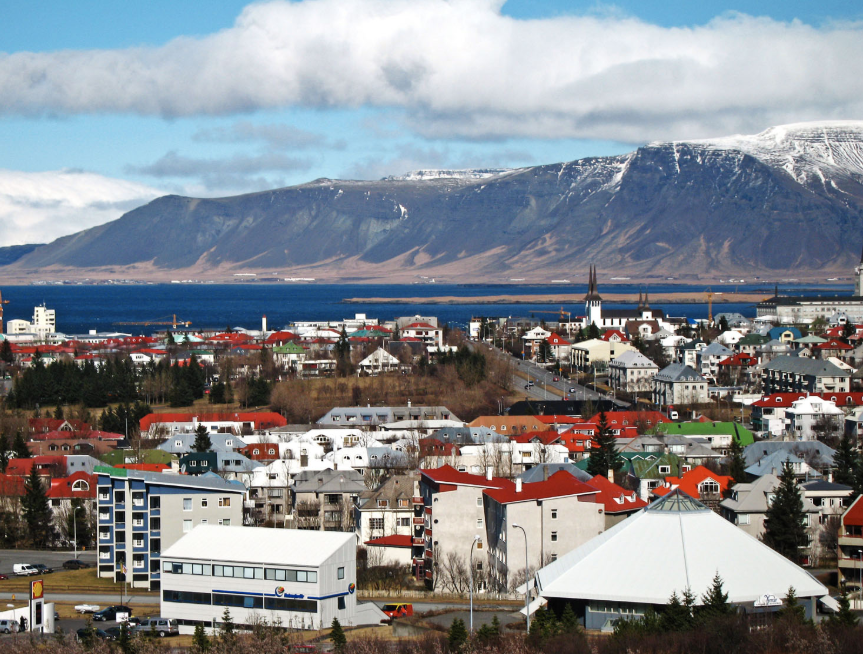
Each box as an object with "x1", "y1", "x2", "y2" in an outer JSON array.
[
  {"x1": 113, "y1": 314, "x2": 192, "y2": 328},
  {"x1": 529, "y1": 307, "x2": 573, "y2": 323},
  {"x1": 705, "y1": 288, "x2": 715, "y2": 324},
  {"x1": 0, "y1": 290, "x2": 9, "y2": 334}
]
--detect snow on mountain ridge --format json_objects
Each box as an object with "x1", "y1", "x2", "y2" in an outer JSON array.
[{"x1": 385, "y1": 168, "x2": 515, "y2": 181}]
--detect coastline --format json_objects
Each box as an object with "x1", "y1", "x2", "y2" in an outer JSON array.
[{"x1": 342, "y1": 292, "x2": 772, "y2": 305}]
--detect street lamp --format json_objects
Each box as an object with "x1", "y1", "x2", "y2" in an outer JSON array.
[
  {"x1": 512, "y1": 523, "x2": 530, "y2": 633},
  {"x1": 469, "y1": 535, "x2": 481, "y2": 633},
  {"x1": 73, "y1": 505, "x2": 85, "y2": 560}
]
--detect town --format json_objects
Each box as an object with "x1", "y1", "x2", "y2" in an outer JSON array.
[{"x1": 2, "y1": 260, "x2": 863, "y2": 650}]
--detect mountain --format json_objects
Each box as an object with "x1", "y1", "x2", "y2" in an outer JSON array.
[
  {"x1": 9, "y1": 121, "x2": 863, "y2": 282},
  {"x1": 0, "y1": 244, "x2": 43, "y2": 266}
]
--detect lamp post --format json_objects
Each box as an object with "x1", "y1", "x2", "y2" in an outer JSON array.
[
  {"x1": 513, "y1": 523, "x2": 530, "y2": 634},
  {"x1": 469, "y1": 535, "x2": 480, "y2": 633},
  {"x1": 72, "y1": 505, "x2": 85, "y2": 560}
]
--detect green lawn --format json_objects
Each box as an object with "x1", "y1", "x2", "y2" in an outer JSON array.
[{"x1": 100, "y1": 449, "x2": 175, "y2": 467}]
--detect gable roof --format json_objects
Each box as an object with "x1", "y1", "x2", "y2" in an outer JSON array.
[
  {"x1": 420, "y1": 465, "x2": 513, "y2": 490},
  {"x1": 654, "y1": 363, "x2": 705, "y2": 383},
  {"x1": 654, "y1": 421, "x2": 754, "y2": 446},
  {"x1": 484, "y1": 470, "x2": 598, "y2": 505},
  {"x1": 653, "y1": 465, "x2": 733, "y2": 499},
  {"x1": 587, "y1": 474, "x2": 648, "y2": 513}
]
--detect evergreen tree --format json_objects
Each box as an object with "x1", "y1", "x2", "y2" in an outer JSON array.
[
  {"x1": 560, "y1": 603, "x2": 580, "y2": 633},
  {"x1": 587, "y1": 323, "x2": 601, "y2": 339},
  {"x1": 117, "y1": 620, "x2": 134, "y2": 654},
  {"x1": 726, "y1": 437, "x2": 748, "y2": 493},
  {"x1": 698, "y1": 572, "x2": 731, "y2": 622},
  {"x1": 12, "y1": 430, "x2": 30, "y2": 458},
  {"x1": 834, "y1": 432, "x2": 859, "y2": 489},
  {"x1": 776, "y1": 586, "x2": 805, "y2": 623},
  {"x1": 219, "y1": 608, "x2": 235, "y2": 636},
  {"x1": 763, "y1": 461, "x2": 807, "y2": 562},
  {"x1": 586, "y1": 411, "x2": 622, "y2": 477},
  {"x1": 209, "y1": 381, "x2": 226, "y2": 405},
  {"x1": 192, "y1": 425, "x2": 213, "y2": 453},
  {"x1": 448, "y1": 617, "x2": 468, "y2": 652},
  {"x1": 0, "y1": 434, "x2": 9, "y2": 473},
  {"x1": 829, "y1": 587, "x2": 859, "y2": 627},
  {"x1": 0, "y1": 338, "x2": 13, "y2": 364},
  {"x1": 53, "y1": 404, "x2": 64, "y2": 420},
  {"x1": 329, "y1": 617, "x2": 347, "y2": 653},
  {"x1": 529, "y1": 606, "x2": 561, "y2": 641},
  {"x1": 660, "y1": 591, "x2": 693, "y2": 632},
  {"x1": 22, "y1": 464, "x2": 53, "y2": 545},
  {"x1": 192, "y1": 623, "x2": 211, "y2": 652}
]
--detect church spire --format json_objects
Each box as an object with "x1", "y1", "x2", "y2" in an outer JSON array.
[
  {"x1": 584, "y1": 265, "x2": 602, "y2": 302},
  {"x1": 637, "y1": 290, "x2": 643, "y2": 310},
  {"x1": 643, "y1": 289, "x2": 650, "y2": 309}
]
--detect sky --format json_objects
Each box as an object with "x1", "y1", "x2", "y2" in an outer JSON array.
[{"x1": 1, "y1": 0, "x2": 862, "y2": 247}]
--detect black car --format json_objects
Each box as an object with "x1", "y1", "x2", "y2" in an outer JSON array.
[
  {"x1": 76, "y1": 627, "x2": 109, "y2": 643},
  {"x1": 31, "y1": 563, "x2": 53, "y2": 574},
  {"x1": 104, "y1": 626, "x2": 132, "y2": 641},
  {"x1": 62, "y1": 559, "x2": 91, "y2": 570},
  {"x1": 93, "y1": 605, "x2": 133, "y2": 622}
]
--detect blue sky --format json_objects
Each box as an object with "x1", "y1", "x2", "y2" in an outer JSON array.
[{"x1": 0, "y1": 0, "x2": 861, "y2": 246}]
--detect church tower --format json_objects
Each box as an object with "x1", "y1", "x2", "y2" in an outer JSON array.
[
  {"x1": 856, "y1": 244, "x2": 863, "y2": 297},
  {"x1": 584, "y1": 265, "x2": 603, "y2": 327}
]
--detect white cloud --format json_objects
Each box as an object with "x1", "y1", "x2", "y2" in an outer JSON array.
[
  {"x1": 0, "y1": 169, "x2": 163, "y2": 246},
  {"x1": 0, "y1": 1, "x2": 861, "y2": 141}
]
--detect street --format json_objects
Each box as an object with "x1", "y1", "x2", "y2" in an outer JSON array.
[{"x1": 0, "y1": 549, "x2": 97, "y2": 576}]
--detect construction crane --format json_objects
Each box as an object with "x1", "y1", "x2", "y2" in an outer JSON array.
[
  {"x1": 529, "y1": 307, "x2": 573, "y2": 323},
  {"x1": 0, "y1": 290, "x2": 8, "y2": 334},
  {"x1": 113, "y1": 314, "x2": 191, "y2": 328},
  {"x1": 705, "y1": 288, "x2": 715, "y2": 324}
]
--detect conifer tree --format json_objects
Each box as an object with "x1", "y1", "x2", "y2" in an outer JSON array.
[
  {"x1": 586, "y1": 411, "x2": 622, "y2": 477},
  {"x1": 22, "y1": 464, "x2": 53, "y2": 545},
  {"x1": 12, "y1": 430, "x2": 30, "y2": 458},
  {"x1": 829, "y1": 587, "x2": 859, "y2": 627},
  {"x1": 560, "y1": 603, "x2": 580, "y2": 633},
  {"x1": 330, "y1": 617, "x2": 347, "y2": 653},
  {"x1": 726, "y1": 437, "x2": 748, "y2": 493},
  {"x1": 448, "y1": 617, "x2": 468, "y2": 652},
  {"x1": 192, "y1": 623, "x2": 211, "y2": 652},
  {"x1": 698, "y1": 572, "x2": 731, "y2": 622},
  {"x1": 777, "y1": 586, "x2": 805, "y2": 623},
  {"x1": 192, "y1": 425, "x2": 213, "y2": 453},
  {"x1": 833, "y1": 432, "x2": 858, "y2": 489},
  {"x1": 660, "y1": 591, "x2": 691, "y2": 632},
  {"x1": 220, "y1": 608, "x2": 235, "y2": 636},
  {"x1": 763, "y1": 461, "x2": 807, "y2": 562}
]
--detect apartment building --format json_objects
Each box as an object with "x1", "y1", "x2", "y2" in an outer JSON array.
[
  {"x1": 292, "y1": 469, "x2": 365, "y2": 532},
  {"x1": 95, "y1": 466, "x2": 245, "y2": 590}
]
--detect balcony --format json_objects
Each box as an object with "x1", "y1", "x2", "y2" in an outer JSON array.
[
  {"x1": 413, "y1": 517, "x2": 424, "y2": 525},
  {"x1": 412, "y1": 496, "x2": 424, "y2": 504},
  {"x1": 412, "y1": 537, "x2": 424, "y2": 546},
  {"x1": 839, "y1": 535, "x2": 863, "y2": 547}
]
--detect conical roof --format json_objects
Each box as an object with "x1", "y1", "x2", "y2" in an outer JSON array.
[
  {"x1": 583, "y1": 265, "x2": 602, "y2": 302},
  {"x1": 535, "y1": 489, "x2": 826, "y2": 605}
]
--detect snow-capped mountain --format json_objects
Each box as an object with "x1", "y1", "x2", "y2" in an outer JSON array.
[{"x1": 9, "y1": 121, "x2": 863, "y2": 281}]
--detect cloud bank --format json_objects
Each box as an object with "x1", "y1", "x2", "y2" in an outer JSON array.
[
  {"x1": 1, "y1": 0, "x2": 861, "y2": 142},
  {"x1": 0, "y1": 169, "x2": 162, "y2": 246}
]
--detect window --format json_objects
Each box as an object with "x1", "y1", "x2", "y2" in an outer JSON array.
[
  {"x1": 551, "y1": 509, "x2": 558, "y2": 520},
  {"x1": 133, "y1": 536, "x2": 144, "y2": 548},
  {"x1": 183, "y1": 498, "x2": 192, "y2": 511},
  {"x1": 551, "y1": 553, "x2": 557, "y2": 562},
  {"x1": 659, "y1": 465, "x2": 671, "y2": 474},
  {"x1": 219, "y1": 497, "x2": 231, "y2": 507},
  {"x1": 398, "y1": 517, "x2": 411, "y2": 527},
  {"x1": 398, "y1": 499, "x2": 409, "y2": 508},
  {"x1": 115, "y1": 491, "x2": 126, "y2": 504},
  {"x1": 477, "y1": 519, "x2": 483, "y2": 528},
  {"x1": 476, "y1": 497, "x2": 483, "y2": 507},
  {"x1": 551, "y1": 531, "x2": 558, "y2": 542},
  {"x1": 150, "y1": 496, "x2": 160, "y2": 510},
  {"x1": 738, "y1": 514, "x2": 750, "y2": 525},
  {"x1": 338, "y1": 567, "x2": 345, "y2": 580},
  {"x1": 338, "y1": 596, "x2": 346, "y2": 610},
  {"x1": 183, "y1": 520, "x2": 192, "y2": 533},
  {"x1": 369, "y1": 518, "x2": 384, "y2": 530},
  {"x1": 377, "y1": 500, "x2": 389, "y2": 508},
  {"x1": 219, "y1": 519, "x2": 231, "y2": 526}
]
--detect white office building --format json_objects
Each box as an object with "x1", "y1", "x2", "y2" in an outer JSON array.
[{"x1": 159, "y1": 525, "x2": 385, "y2": 632}]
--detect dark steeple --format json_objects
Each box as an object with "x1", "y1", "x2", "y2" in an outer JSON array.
[
  {"x1": 637, "y1": 290, "x2": 643, "y2": 310},
  {"x1": 643, "y1": 289, "x2": 650, "y2": 309},
  {"x1": 584, "y1": 265, "x2": 602, "y2": 302}
]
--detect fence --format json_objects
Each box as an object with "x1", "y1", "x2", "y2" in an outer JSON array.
[{"x1": 357, "y1": 589, "x2": 521, "y2": 601}]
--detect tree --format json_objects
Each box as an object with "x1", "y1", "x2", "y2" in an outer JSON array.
[
  {"x1": 763, "y1": 461, "x2": 807, "y2": 562},
  {"x1": 0, "y1": 434, "x2": 9, "y2": 473},
  {"x1": 560, "y1": 603, "x2": 580, "y2": 633},
  {"x1": 726, "y1": 437, "x2": 748, "y2": 493},
  {"x1": 219, "y1": 608, "x2": 235, "y2": 637},
  {"x1": 192, "y1": 623, "x2": 211, "y2": 652},
  {"x1": 0, "y1": 339, "x2": 13, "y2": 365},
  {"x1": 330, "y1": 617, "x2": 347, "y2": 653},
  {"x1": 209, "y1": 381, "x2": 226, "y2": 405},
  {"x1": 22, "y1": 464, "x2": 53, "y2": 546},
  {"x1": 661, "y1": 591, "x2": 693, "y2": 632},
  {"x1": 192, "y1": 425, "x2": 213, "y2": 453},
  {"x1": 586, "y1": 411, "x2": 622, "y2": 477},
  {"x1": 829, "y1": 587, "x2": 858, "y2": 627},
  {"x1": 448, "y1": 617, "x2": 468, "y2": 652},
  {"x1": 777, "y1": 586, "x2": 805, "y2": 623},
  {"x1": 833, "y1": 432, "x2": 858, "y2": 489},
  {"x1": 698, "y1": 572, "x2": 731, "y2": 623},
  {"x1": 12, "y1": 430, "x2": 30, "y2": 458},
  {"x1": 117, "y1": 620, "x2": 134, "y2": 654}
]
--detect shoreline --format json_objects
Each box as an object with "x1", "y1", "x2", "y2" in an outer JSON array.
[{"x1": 343, "y1": 292, "x2": 772, "y2": 305}]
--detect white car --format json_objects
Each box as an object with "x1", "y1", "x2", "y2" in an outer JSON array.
[{"x1": 74, "y1": 604, "x2": 100, "y2": 614}]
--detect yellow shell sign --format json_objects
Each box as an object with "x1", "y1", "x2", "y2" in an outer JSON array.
[{"x1": 31, "y1": 579, "x2": 43, "y2": 600}]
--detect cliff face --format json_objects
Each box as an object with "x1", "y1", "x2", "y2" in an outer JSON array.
[{"x1": 11, "y1": 121, "x2": 863, "y2": 280}]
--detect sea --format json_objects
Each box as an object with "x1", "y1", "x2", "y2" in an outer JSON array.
[{"x1": 0, "y1": 281, "x2": 852, "y2": 336}]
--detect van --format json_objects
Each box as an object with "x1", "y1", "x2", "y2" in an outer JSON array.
[
  {"x1": 13, "y1": 563, "x2": 39, "y2": 576},
  {"x1": 133, "y1": 617, "x2": 178, "y2": 638},
  {"x1": 0, "y1": 619, "x2": 19, "y2": 633}
]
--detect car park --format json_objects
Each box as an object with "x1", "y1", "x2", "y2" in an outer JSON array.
[
  {"x1": 93, "y1": 605, "x2": 133, "y2": 622},
  {"x1": 63, "y1": 559, "x2": 91, "y2": 570}
]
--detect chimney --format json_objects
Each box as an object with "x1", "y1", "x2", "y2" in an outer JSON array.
[
  {"x1": 262, "y1": 314, "x2": 268, "y2": 333},
  {"x1": 516, "y1": 478, "x2": 523, "y2": 493},
  {"x1": 486, "y1": 467, "x2": 493, "y2": 480}
]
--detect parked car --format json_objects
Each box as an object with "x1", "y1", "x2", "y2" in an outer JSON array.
[
  {"x1": 63, "y1": 559, "x2": 91, "y2": 570},
  {"x1": 12, "y1": 563, "x2": 39, "y2": 576},
  {"x1": 104, "y1": 626, "x2": 127, "y2": 640},
  {"x1": 381, "y1": 603, "x2": 414, "y2": 619},
  {"x1": 31, "y1": 563, "x2": 53, "y2": 575},
  {"x1": 76, "y1": 627, "x2": 109, "y2": 643},
  {"x1": 553, "y1": 376, "x2": 559, "y2": 382},
  {"x1": 0, "y1": 573, "x2": 9, "y2": 580},
  {"x1": 133, "y1": 617, "x2": 178, "y2": 637},
  {"x1": 568, "y1": 387, "x2": 576, "y2": 393},
  {"x1": 0, "y1": 619, "x2": 19, "y2": 634},
  {"x1": 123, "y1": 616, "x2": 142, "y2": 627},
  {"x1": 93, "y1": 605, "x2": 133, "y2": 622}
]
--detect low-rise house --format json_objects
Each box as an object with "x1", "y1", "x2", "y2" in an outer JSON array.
[
  {"x1": 571, "y1": 338, "x2": 636, "y2": 370},
  {"x1": 652, "y1": 465, "x2": 732, "y2": 511},
  {"x1": 784, "y1": 396, "x2": 844, "y2": 441},
  {"x1": 653, "y1": 421, "x2": 754, "y2": 455},
  {"x1": 402, "y1": 322, "x2": 443, "y2": 348},
  {"x1": 317, "y1": 405, "x2": 460, "y2": 428},
  {"x1": 292, "y1": 469, "x2": 365, "y2": 532},
  {"x1": 652, "y1": 363, "x2": 708, "y2": 407},
  {"x1": 358, "y1": 347, "x2": 402, "y2": 374},
  {"x1": 177, "y1": 451, "x2": 263, "y2": 480},
  {"x1": 614, "y1": 452, "x2": 682, "y2": 500},
  {"x1": 607, "y1": 351, "x2": 659, "y2": 394},
  {"x1": 140, "y1": 412, "x2": 287, "y2": 438},
  {"x1": 838, "y1": 496, "x2": 863, "y2": 591},
  {"x1": 356, "y1": 473, "x2": 423, "y2": 573},
  {"x1": 158, "y1": 432, "x2": 245, "y2": 456},
  {"x1": 696, "y1": 342, "x2": 734, "y2": 381},
  {"x1": 743, "y1": 441, "x2": 835, "y2": 477}
]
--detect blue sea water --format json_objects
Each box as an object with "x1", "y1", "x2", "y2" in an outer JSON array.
[{"x1": 0, "y1": 282, "x2": 851, "y2": 336}]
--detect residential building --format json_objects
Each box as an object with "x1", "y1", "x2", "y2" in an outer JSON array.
[
  {"x1": 140, "y1": 412, "x2": 287, "y2": 438},
  {"x1": 317, "y1": 405, "x2": 460, "y2": 428},
  {"x1": 838, "y1": 496, "x2": 863, "y2": 591},
  {"x1": 696, "y1": 342, "x2": 733, "y2": 381},
  {"x1": 607, "y1": 351, "x2": 659, "y2": 394},
  {"x1": 653, "y1": 421, "x2": 754, "y2": 455},
  {"x1": 652, "y1": 465, "x2": 732, "y2": 511},
  {"x1": 95, "y1": 466, "x2": 245, "y2": 590},
  {"x1": 292, "y1": 469, "x2": 365, "y2": 532},
  {"x1": 651, "y1": 363, "x2": 708, "y2": 407},
  {"x1": 356, "y1": 473, "x2": 423, "y2": 573},
  {"x1": 158, "y1": 432, "x2": 245, "y2": 455},
  {"x1": 358, "y1": 347, "x2": 402, "y2": 374},
  {"x1": 784, "y1": 396, "x2": 844, "y2": 441},
  {"x1": 571, "y1": 338, "x2": 637, "y2": 371},
  {"x1": 761, "y1": 356, "x2": 850, "y2": 394}
]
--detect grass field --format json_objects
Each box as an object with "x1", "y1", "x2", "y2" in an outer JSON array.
[{"x1": 0, "y1": 568, "x2": 157, "y2": 595}]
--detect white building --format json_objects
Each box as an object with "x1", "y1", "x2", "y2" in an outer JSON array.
[
  {"x1": 159, "y1": 525, "x2": 385, "y2": 632},
  {"x1": 784, "y1": 396, "x2": 844, "y2": 441},
  {"x1": 608, "y1": 351, "x2": 659, "y2": 393},
  {"x1": 651, "y1": 363, "x2": 709, "y2": 407},
  {"x1": 6, "y1": 303, "x2": 56, "y2": 341}
]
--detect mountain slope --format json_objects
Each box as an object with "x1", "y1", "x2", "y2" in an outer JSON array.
[{"x1": 11, "y1": 121, "x2": 863, "y2": 280}]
